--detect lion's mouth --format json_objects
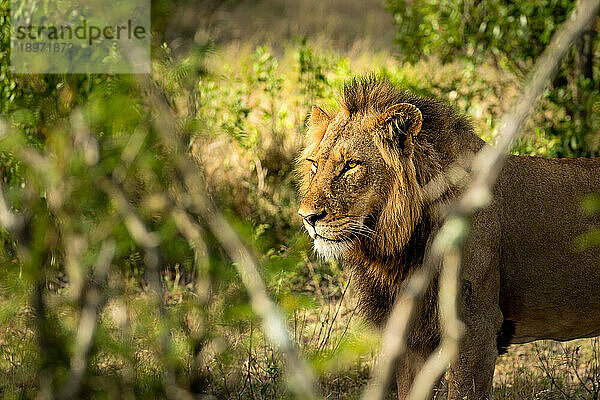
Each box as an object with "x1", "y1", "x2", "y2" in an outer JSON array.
[
  {"x1": 304, "y1": 215, "x2": 376, "y2": 245},
  {"x1": 314, "y1": 233, "x2": 349, "y2": 243}
]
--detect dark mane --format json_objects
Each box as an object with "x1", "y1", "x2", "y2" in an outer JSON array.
[
  {"x1": 338, "y1": 76, "x2": 486, "y2": 328},
  {"x1": 341, "y1": 75, "x2": 404, "y2": 114},
  {"x1": 341, "y1": 76, "x2": 482, "y2": 162}
]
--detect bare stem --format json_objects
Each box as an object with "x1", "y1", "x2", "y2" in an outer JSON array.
[
  {"x1": 123, "y1": 61, "x2": 318, "y2": 398},
  {"x1": 362, "y1": 0, "x2": 600, "y2": 398}
]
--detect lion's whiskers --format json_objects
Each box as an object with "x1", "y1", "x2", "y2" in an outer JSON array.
[{"x1": 347, "y1": 220, "x2": 378, "y2": 241}]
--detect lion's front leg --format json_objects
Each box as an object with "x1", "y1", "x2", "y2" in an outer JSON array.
[
  {"x1": 396, "y1": 347, "x2": 425, "y2": 400},
  {"x1": 396, "y1": 346, "x2": 443, "y2": 400},
  {"x1": 446, "y1": 311, "x2": 502, "y2": 399},
  {"x1": 444, "y1": 205, "x2": 503, "y2": 399}
]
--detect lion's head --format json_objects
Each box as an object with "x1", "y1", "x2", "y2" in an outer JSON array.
[
  {"x1": 296, "y1": 77, "x2": 435, "y2": 261},
  {"x1": 296, "y1": 76, "x2": 480, "y2": 322}
]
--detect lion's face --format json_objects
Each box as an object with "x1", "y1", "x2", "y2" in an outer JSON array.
[
  {"x1": 297, "y1": 103, "x2": 423, "y2": 260},
  {"x1": 298, "y1": 112, "x2": 391, "y2": 259}
]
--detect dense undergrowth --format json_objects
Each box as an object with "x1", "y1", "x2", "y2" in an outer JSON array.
[{"x1": 1, "y1": 1, "x2": 600, "y2": 396}]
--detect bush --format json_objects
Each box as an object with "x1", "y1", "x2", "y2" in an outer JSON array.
[
  {"x1": 386, "y1": 0, "x2": 600, "y2": 157},
  {"x1": 1, "y1": 7, "x2": 598, "y2": 394}
]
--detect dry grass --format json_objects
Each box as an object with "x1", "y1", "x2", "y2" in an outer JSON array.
[
  {"x1": 495, "y1": 339, "x2": 600, "y2": 399},
  {"x1": 166, "y1": 0, "x2": 396, "y2": 53},
  {"x1": 1, "y1": 2, "x2": 597, "y2": 397},
  {"x1": 2, "y1": 268, "x2": 600, "y2": 399}
]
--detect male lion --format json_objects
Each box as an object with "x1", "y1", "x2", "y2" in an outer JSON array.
[{"x1": 297, "y1": 76, "x2": 600, "y2": 399}]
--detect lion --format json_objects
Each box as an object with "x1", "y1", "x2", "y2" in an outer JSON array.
[{"x1": 296, "y1": 76, "x2": 600, "y2": 399}]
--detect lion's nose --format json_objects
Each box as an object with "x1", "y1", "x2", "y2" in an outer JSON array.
[{"x1": 299, "y1": 209, "x2": 327, "y2": 227}]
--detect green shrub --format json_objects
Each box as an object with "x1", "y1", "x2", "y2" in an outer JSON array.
[{"x1": 386, "y1": 0, "x2": 599, "y2": 157}]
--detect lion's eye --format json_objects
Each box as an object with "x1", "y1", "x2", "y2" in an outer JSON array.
[
  {"x1": 310, "y1": 161, "x2": 318, "y2": 174},
  {"x1": 347, "y1": 161, "x2": 358, "y2": 169}
]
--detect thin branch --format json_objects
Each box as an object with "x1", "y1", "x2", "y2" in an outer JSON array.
[
  {"x1": 318, "y1": 276, "x2": 351, "y2": 352},
  {"x1": 0, "y1": 186, "x2": 22, "y2": 233},
  {"x1": 58, "y1": 240, "x2": 116, "y2": 400},
  {"x1": 408, "y1": 243, "x2": 463, "y2": 400},
  {"x1": 0, "y1": 180, "x2": 54, "y2": 395},
  {"x1": 122, "y1": 59, "x2": 318, "y2": 398},
  {"x1": 201, "y1": 200, "x2": 317, "y2": 398},
  {"x1": 170, "y1": 208, "x2": 211, "y2": 301},
  {"x1": 98, "y1": 177, "x2": 184, "y2": 398},
  {"x1": 411, "y1": 1, "x2": 600, "y2": 397},
  {"x1": 363, "y1": 0, "x2": 600, "y2": 398}
]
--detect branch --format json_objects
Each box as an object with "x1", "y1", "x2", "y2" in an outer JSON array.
[
  {"x1": 98, "y1": 177, "x2": 185, "y2": 397},
  {"x1": 57, "y1": 240, "x2": 116, "y2": 400},
  {"x1": 121, "y1": 52, "x2": 318, "y2": 398},
  {"x1": 363, "y1": 0, "x2": 600, "y2": 398}
]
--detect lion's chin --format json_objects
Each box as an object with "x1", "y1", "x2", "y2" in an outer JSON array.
[{"x1": 313, "y1": 237, "x2": 352, "y2": 260}]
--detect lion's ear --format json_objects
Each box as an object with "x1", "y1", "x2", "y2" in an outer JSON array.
[
  {"x1": 308, "y1": 106, "x2": 329, "y2": 126},
  {"x1": 376, "y1": 103, "x2": 423, "y2": 155},
  {"x1": 306, "y1": 106, "x2": 330, "y2": 145}
]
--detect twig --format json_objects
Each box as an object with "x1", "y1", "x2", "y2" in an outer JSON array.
[
  {"x1": 201, "y1": 199, "x2": 317, "y2": 397},
  {"x1": 123, "y1": 57, "x2": 318, "y2": 398},
  {"x1": 0, "y1": 184, "x2": 22, "y2": 233},
  {"x1": 362, "y1": 0, "x2": 600, "y2": 398},
  {"x1": 98, "y1": 177, "x2": 186, "y2": 398},
  {"x1": 332, "y1": 303, "x2": 359, "y2": 355},
  {"x1": 408, "y1": 242, "x2": 464, "y2": 400},
  {"x1": 410, "y1": 1, "x2": 600, "y2": 398},
  {"x1": 559, "y1": 342, "x2": 595, "y2": 398},
  {"x1": 170, "y1": 207, "x2": 211, "y2": 301},
  {"x1": 535, "y1": 343, "x2": 569, "y2": 399},
  {"x1": 0, "y1": 180, "x2": 54, "y2": 396},
  {"x1": 57, "y1": 240, "x2": 116, "y2": 400},
  {"x1": 318, "y1": 276, "x2": 351, "y2": 352}
]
